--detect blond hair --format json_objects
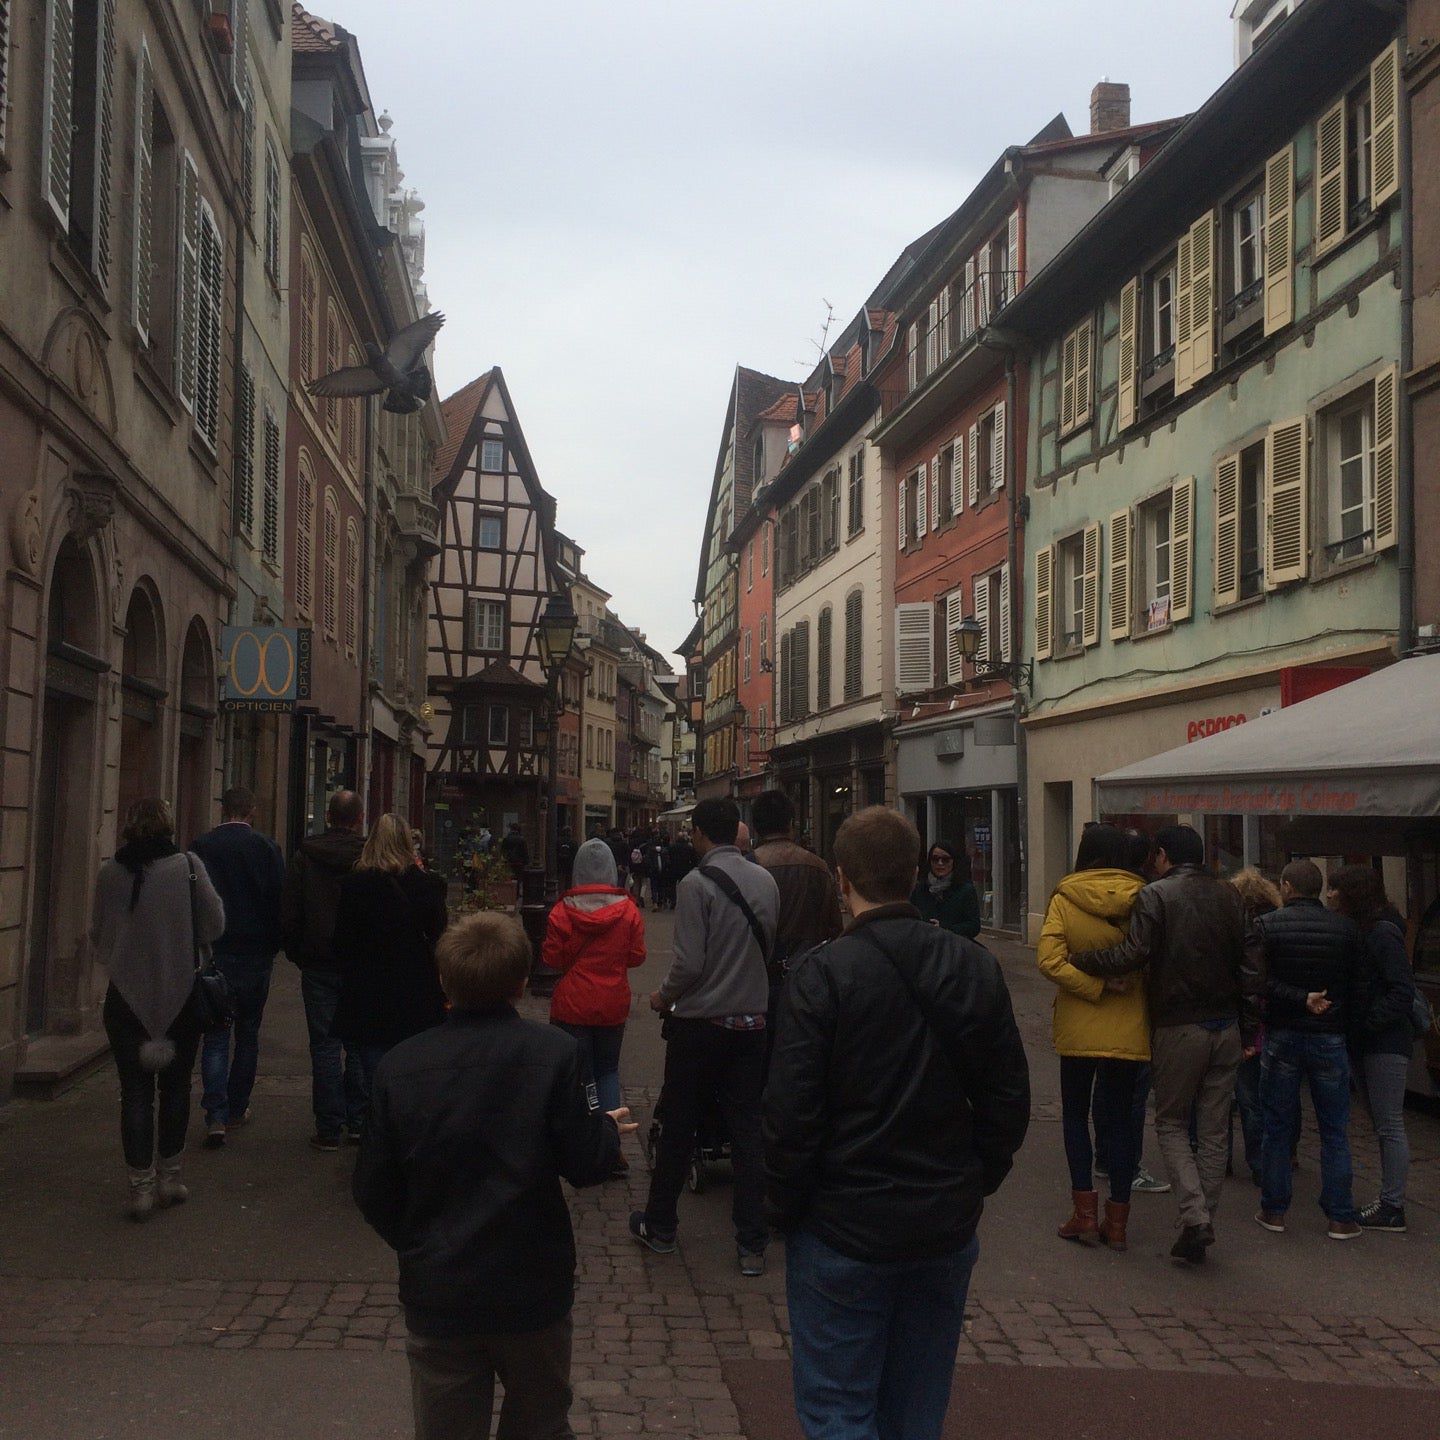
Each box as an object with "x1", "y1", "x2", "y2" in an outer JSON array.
[
  {"x1": 122, "y1": 797, "x2": 175, "y2": 844},
  {"x1": 356, "y1": 813, "x2": 416, "y2": 875},
  {"x1": 435, "y1": 911, "x2": 532, "y2": 1009},
  {"x1": 1230, "y1": 866, "x2": 1281, "y2": 915}
]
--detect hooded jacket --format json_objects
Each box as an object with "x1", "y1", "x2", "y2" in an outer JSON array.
[
  {"x1": 280, "y1": 828, "x2": 364, "y2": 970},
  {"x1": 1037, "y1": 868, "x2": 1148, "y2": 1060},
  {"x1": 545, "y1": 840, "x2": 647, "y2": 1027}
]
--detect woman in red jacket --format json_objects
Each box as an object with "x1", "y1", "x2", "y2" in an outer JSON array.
[{"x1": 545, "y1": 838, "x2": 646, "y2": 1114}]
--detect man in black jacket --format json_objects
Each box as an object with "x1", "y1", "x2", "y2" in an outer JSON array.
[
  {"x1": 1247, "y1": 858, "x2": 1362, "y2": 1239},
  {"x1": 764, "y1": 806, "x2": 1028, "y2": 1440},
  {"x1": 280, "y1": 789, "x2": 365, "y2": 1151},
  {"x1": 355, "y1": 911, "x2": 632, "y2": 1440},
  {"x1": 1069, "y1": 825, "x2": 1260, "y2": 1264},
  {"x1": 192, "y1": 787, "x2": 285, "y2": 1147}
]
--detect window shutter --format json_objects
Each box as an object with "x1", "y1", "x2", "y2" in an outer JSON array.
[
  {"x1": 793, "y1": 620, "x2": 810, "y2": 717},
  {"x1": 963, "y1": 256, "x2": 977, "y2": 338},
  {"x1": 937, "y1": 287, "x2": 951, "y2": 362},
  {"x1": 1170, "y1": 476, "x2": 1195, "y2": 622},
  {"x1": 1264, "y1": 145, "x2": 1295, "y2": 335},
  {"x1": 1117, "y1": 278, "x2": 1138, "y2": 432},
  {"x1": 299, "y1": 255, "x2": 316, "y2": 383},
  {"x1": 241, "y1": 70, "x2": 256, "y2": 226},
  {"x1": 235, "y1": 364, "x2": 256, "y2": 538},
  {"x1": 1213, "y1": 454, "x2": 1241, "y2": 608},
  {"x1": 991, "y1": 401, "x2": 1006, "y2": 490},
  {"x1": 977, "y1": 246, "x2": 993, "y2": 326},
  {"x1": 906, "y1": 323, "x2": 918, "y2": 389},
  {"x1": 41, "y1": 0, "x2": 75, "y2": 227},
  {"x1": 322, "y1": 495, "x2": 338, "y2": 639},
  {"x1": 945, "y1": 587, "x2": 967, "y2": 684},
  {"x1": 1315, "y1": 100, "x2": 1346, "y2": 256},
  {"x1": 1006, "y1": 207, "x2": 1021, "y2": 302},
  {"x1": 1174, "y1": 227, "x2": 1195, "y2": 395},
  {"x1": 816, "y1": 607, "x2": 832, "y2": 711},
  {"x1": 1373, "y1": 365, "x2": 1398, "y2": 552},
  {"x1": 131, "y1": 40, "x2": 154, "y2": 344},
  {"x1": 1081, "y1": 523, "x2": 1101, "y2": 648},
  {"x1": 950, "y1": 439, "x2": 965, "y2": 515},
  {"x1": 295, "y1": 464, "x2": 314, "y2": 615},
  {"x1": 1187, "y1": 212, "x2": 1216, "y2": 388},
  {"x1": 1074, "y1": 320, "x2": 1093, "y2": 426},
  {"x1": 926, "y1": 299, "x2": 939, "y2": 373},
  {"x1": 1060, "y1": 330, "x2": 1077, "y2": 432},
  {"x1": 1371, "y1": 43, "x2": 1400, "y2": 209},
  {"x1": 779, "y1": 632, "x2": 792, "y2": 723},
  {"x1": 1265, "y1": 416, "x2": 1309, "y2": 586},
  {"x1": 0, "y1": 0, "x2": 11, "y2": 157},
  {"x1": 844, "y1": 590, "x2": 862, "y2": 701},
  {"x1": 1108, "y1": 507, "x2": 1132, "y2": 639},
  {"x1": 90, "y1": 0, "x2": 117, "y2": 288},
  {"x1": 176, "y1": 153, "x2": 200, "y2": 411},
  {"x1": 972, "y1": 579, "x2": 990, "y2": 669},
  {"x1": 262, "y1": 404, "x2": 280, "y2": 566},
  {"x1": 344, "y1": 521, "x2": 359, "y2": 658},
  {"x1": 967, "y1": 424, "x2": 979, "y2": 509},
  {"x1": 998, "y1": 562, "x2": 1012, "y2": 663},
  {"x1": 1034, "y1": 544, "x2": 1054, "y2": 663},
  {"x1": 895, "y1": 603, "x2": 935, "y2": 695},
  {"x1": 929, "y1": 457, "x2": 940, "y2": 530},
  {"x1": 265, "y1": 146, "x2": 282, "y2": 279},
  {"x1": 896, "y1": 478, "x2": 906, "y2": 550},
  {"x1": 916, "y1": 466, "x2": 928, "y2": 538},
  {"x1": 195, "y1": 203, "x2": 224, "y2": 450}
]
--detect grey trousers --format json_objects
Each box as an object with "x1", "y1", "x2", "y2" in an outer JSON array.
[
  {"x1": 1151, "y1": 1023, "x2": 1243, "y2": 1230},
  {"x1": 1361, "y1": 1051, "x2": 1411, "y2": 1209},
  {"x1": 407, "y1": 1315, "x2": 574, "y2": 1440}
]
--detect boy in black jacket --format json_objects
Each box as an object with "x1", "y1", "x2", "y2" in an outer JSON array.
[{"x1": 354, "y1": 911, "x2": 634, "y2": 1440}]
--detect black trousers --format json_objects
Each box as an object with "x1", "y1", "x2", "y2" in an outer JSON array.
[
  {"x1": 103, "y1": 986, "x2": 202, "y2": 1169},
  {"x1": 644, "y1": 1017, "x2": 767, "y2": 1252}
]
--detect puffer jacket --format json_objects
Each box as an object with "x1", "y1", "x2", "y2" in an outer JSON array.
[
  {"x1": 1037, "y1": 868, "x2": 1149, "y2": 1061},
  {"x1": 545, "y1": 886, "x2": 646, "y2": 1027},
  {"x1": 280, "y1": 828, "x2": 364, "y2": 970},
  {"x1": 1246, "y1": 897, "x2": 1361, "y2": 1034}
]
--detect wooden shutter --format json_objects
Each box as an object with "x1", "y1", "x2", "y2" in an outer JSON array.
[
  {"x1": 945, "y1": 587, "x2": 966, "y2": 683},
  {"x1": 1174, "y1": 227, "x2": 1195, "y2": 396},
  {"x1": 1108, "y1": 507, "x2": 1132, "y2": 639},
  {"x1": 322, "y1": 495, "x2": 338, "y2": 639},
  {"x1": 991, "y1": 401, "x2": 1006, "y2": 490},
  {"x1": 41, "y1": 0, "x2": 75, "y2": 227},
  {"x1": 176, "y1": 153, "x2": 200, "y2": 411},
  {"x1": 344, "y1": 521, "x2": 359, "y2": 658},
  {"x1": 907, "y1": 323, "x2": 918, "y2": 389},
  {"x1": 999, "y1": 562, "x2": 1012, "y2": 663},
  {"x1": 195, "y1": 203, "x2": 224, "y2": 449},
  {"x1": 1371, "y1": 43, "x2": 1400, "y2": 210},
  {"x1": 1265, "y1": 416, "x2": 1309, "y2": 586},
  {"x1": 262, "y1": 403, "x2": 280, "y2": 566},
  {"x1": 1074, "y1": 320, "x2": 1093, "y2": 426},
  {"x1": 1315, "y1": 100, "x2": 1347, "y2": 256},
  {"x1": 844, "y1": 590, "x2": 862, "y2": 700},
  {"x1": 896, "y1": 478, "x2": 906, "y2": 550},
  {"x1": 241, "y1": 71, "x2": 256, "y2": 225},
  {"x1": 778, "y1": 632, "x2": 792, "y2": 723},
  {"x1": 817, "y1": 607, "x2": 832, "y2": 711},
  {"x1": 915, "y1": 466, "x2": 928, "y2": 538},
  {"x1": 131, "y1": 40, "x2": 154, "y2": 344},
  {"x1": 1264, "y1": 145, "x2": 1295, "y2": 335},
  {"x1": 1170, "y1": 476, "x2": 1195, "y2": 622},
  {"x1": 1117, "y1": 278, "x2": 1138, "y2": 432},
  {"x1": 793, "y1": 620, "x2": 810, "y2": 717},
  {"x1": 937, "y1": 287, "x2": 951, "y2": 361},
  {"x1": 1081, "y1": 524, "x2": 1101, "y2": 648},
  {"x1": 967, "y1": 424, "x2": 979, "y2": 509},
  {"x1": 950, "y1": 438, "x2": 965, "y2": 515},
  {"x1": 230, "y1": 0, "x2": 249, "y2": 100},
  {"x1": 295, "y1": 462, "x2": 314, "y2": 615},
  {"x1": 962, "y1": 257, "x2": 976, "y2": 338},
  {"x1": 235, "y1": 364, "x2": 256, "y2": 537},
  {"x1": 1187, "y1": 213, "x2": 1216, "y2": 388},
  {"x1": 1060, "y1": 330, "x2": 1077, "y2": 432},
  {"x1": 265, "y1": 145, "x2": 282, "y2": 278},
  {"x1": 1213, "y1": 454, "x2": 1241, "y2": 608},
  {"x1": 1033, "y1": 544, "x2": 1054, "y2": 662},
  {"x1": 972, "y1": 578, "x2": 990, "y2": 668},
  {"x1": 895, "y1": 603, "x2": 935, "y2": 694},
  {"x1": 1373, "y1": 365, "x2": 1398, "y2": 552},
  {"x1": 926, "y1": 299, "x2": 940, "y2": 373},
  {"x1": 0, "y1": 0, "x2": 11, "y2": 157},
  {"x1": 91, "y1": 0, "x2": 117, "y2": 288},
  {"x1": 929, "y1": 456, "x2": 940, "y2": 532},
  {"x1": 1006, "y1": 207, "x2": 1021, "y2": 301},
  {"x1": 977, "y1": 246, "x2": 993, "y2": 326}
]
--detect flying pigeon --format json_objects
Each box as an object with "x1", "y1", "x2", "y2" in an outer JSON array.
[{"x1": 307, "y1": 311, "x2": 446, "y2": 415}]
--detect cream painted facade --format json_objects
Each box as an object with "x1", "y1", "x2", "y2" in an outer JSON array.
[{"x1": 573, "y1": 574, "x2": 617, "y2": 832}]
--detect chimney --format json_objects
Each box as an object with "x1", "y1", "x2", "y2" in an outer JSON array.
[{"x1": 1090, "y1": 81, "x2": 1131, "y2": 135}]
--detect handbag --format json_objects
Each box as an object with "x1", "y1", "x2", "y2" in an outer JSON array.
[
  {"x1": 1411, "y1": 986, "x2": 1436, "y2": 1039},
  {"x1": 188, "y1": 860, "x2": 233, "y2": 1031}
]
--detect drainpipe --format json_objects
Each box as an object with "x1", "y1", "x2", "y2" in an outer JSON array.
[{"x1": 1399, "y1": 17, "x2": 1417, "y2": 657}]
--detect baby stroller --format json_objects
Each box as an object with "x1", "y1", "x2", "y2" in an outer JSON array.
[{"x1": 644, "y1": 1082, "x2": 733, "y2": 1195}]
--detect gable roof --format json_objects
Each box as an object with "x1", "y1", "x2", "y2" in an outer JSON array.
[
  {"x1": 434, "y1": 370, "x2": 494, "y2": 486},
  {"x1": 292, "y1": 3, "x2": 341, "y2": 52}
]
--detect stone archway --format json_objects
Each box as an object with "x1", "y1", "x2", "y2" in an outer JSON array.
[
  {"x1": 175, "y1": 619, "x2": 216, "y2": 845},
  {"x1": 117, "y1": 585, "x2": 167, "y2": 827}
]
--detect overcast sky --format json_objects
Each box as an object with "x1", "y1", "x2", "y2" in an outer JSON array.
[{"x1": 334, "y1": 0, "x2": 1235, "y2": 666}]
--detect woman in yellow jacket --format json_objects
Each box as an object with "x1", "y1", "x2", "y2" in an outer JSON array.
[{"x1": 1037, "y1": 823, "x2": 1149, "y2": 1251}]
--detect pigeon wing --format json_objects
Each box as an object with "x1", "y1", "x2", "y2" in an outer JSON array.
[
  {"x1": 384, "y1": 312, "x2": 446, "y2": 374},
  {"x1": 308, "y1": 364, "x2": 386, "y2": 399}
]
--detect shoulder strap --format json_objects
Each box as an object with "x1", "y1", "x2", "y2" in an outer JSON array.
[
  {"x1": 698, "y1": 862, "x2": 771, "y2": 962},
  {"x1": 188, "y1": 859, "x2": 202, "y2": 972}
]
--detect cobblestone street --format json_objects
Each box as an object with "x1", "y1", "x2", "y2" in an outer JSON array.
[{"x1": 3, "y1": 912, "x2": 1439, "y2": 1437}]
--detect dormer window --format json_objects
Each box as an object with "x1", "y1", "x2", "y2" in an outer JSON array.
[
  {"x1": 753, "y1": 432, "x2": 766, "y2": 486},
  {"x1": 1108, "y1": 147, "x2": 1140, "y2": 198}
]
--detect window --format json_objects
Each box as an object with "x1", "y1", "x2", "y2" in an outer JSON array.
[
  {"x1": 1316, "y1": 46, "x2": 1399, "y2": 257},
  {"x1": 299, "y1": 250, "x2": 317, "y2": 386},
  {"x1": 901, "y1": 468, "x2": 922, "y2": 548},
  {"x1": 1137, "y1": 492, "x2": 1173, "y2": 629},
  {"x1": 752, "y1": 432, "x2": 765, "y2": 486},
  {"x1": 477, "y1": 512, "x2": 503, "y2": 550},
  {"x1": 586, "y1": 724, "x2": 593, "y2": 767},
  {"x1": 975, "y1": 567, "x2": 1006, "y2": 667},
  {"x1": 130, "y1": 41, "x2": 179, "y2": 360},
  {"x1": 977, "y1": 412, "x2": 998, "y2": 497},
  {"x1": 761, "y1": 524, "x2": 770, "y2": 575},
  {"x1": 264, "y1": 141, "x2": 282, "y2": 282},
  {"x1": 1055, "y1": 532, "x2": 1088, "y2": 654},
  {"x1": 1060, "y1": 319, "x2": 1094, "y2": 434},
  {"x1": 746, "y1": 540, "x2": 754, "y2": 591},
  {"x1": 1239, "y1": 444, "x2": 1265, "y2": 600},
  {"x1": 1325, "y1": 393, "x2": 1373, "y2": 563},
  {"x1": 467, "y1": 597, "x2": 506, "y2": 653},
  {"x1": 481, "y1": 437, "x2": 504, "y2": 472},
  {"x1": 759, "y1": 613, "x2": 769, "y2": 666},
  {"x1": 936, "y1": 442, "x2": 954, "y2": 524},
  {"x1": 1230, "y1": 184, "x2": 1264, "y2": 303},
  {"x1": 822, "y1": 469, "x2": 840, "y2": 553},
  {"x1": 488, "y1": 705, "x2": 508, "y2": 746},
  {"x1": 1347, "y1": 81, "x2": 1373, "y2": 228},
  {"x1": 743, "y1": 629, "x2": 752, "y2": 682},
  {"x1": 321, "y1": 490, "x2": 339, "y2": 640},
  {"x1": 1108, "y1": 147, "x2": 1139, "y2": 198},
  {"x1": 816, "y1": 607, "x2": 832, "y2": 712},
  {"x1": 847, "y1": 449, "x2": 865, "y2": 535},
  {"x1": 518, "y1": 709, "x2": 534, "y2": 749},
  {"x1": 843, "y1": 590, "x2": 862, "y2": 701}
]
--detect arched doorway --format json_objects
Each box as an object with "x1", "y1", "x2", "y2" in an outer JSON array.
[
  {"x1": 175, "y1": 619, "x2": 216, "y2": 845},
  {"x1": 117, "y1": 586, "x2": 167, "y2": 826},
  {"x1": 28, "y1": 540, "x2": 105, "y2": 1034}
]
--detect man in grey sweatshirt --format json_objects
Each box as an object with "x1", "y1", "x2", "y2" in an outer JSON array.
[{"x1": 632, "y1": 798, "x2": 779, "y2": 1275}]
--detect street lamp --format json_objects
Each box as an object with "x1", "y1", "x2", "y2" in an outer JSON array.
[{"x1": 954, "y1": 614, "x2": 1034, "y2": 693}]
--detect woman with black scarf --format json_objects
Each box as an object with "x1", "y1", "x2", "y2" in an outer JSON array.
[
  {"x1": 909, "y1": 841, "x2": 983, "y2": 938},
  {"x1": 90, "y1": 798, "x2": 226, "y2": 1220}
]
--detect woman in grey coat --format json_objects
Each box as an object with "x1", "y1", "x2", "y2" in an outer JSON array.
[{"x1": 90, "y1": 798, "x2": 225, "y2": 1220}]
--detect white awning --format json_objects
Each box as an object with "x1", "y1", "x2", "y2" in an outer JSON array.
[{"x1": 1095, "y1": 657, "x2": 1440, "y2": 819}]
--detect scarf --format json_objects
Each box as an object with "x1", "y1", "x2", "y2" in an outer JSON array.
[
  {"x1": 927, "y1": 872, "x2": 952, "y2": 897},
  {"x1": 115, "y1": 836, "x2": 180, "y2": 911}
]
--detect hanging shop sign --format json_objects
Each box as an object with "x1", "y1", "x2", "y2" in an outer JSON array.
[{"x1": 220, "y1": 626, "x2": 312, "y2": 712}]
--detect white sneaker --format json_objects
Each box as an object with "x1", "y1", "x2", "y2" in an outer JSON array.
[
  {"x1": 1131, "y1": 1167, "x2": 1171, "y2": 1194},
  {"x1": 127, "y1": 1167, "x2": 157, "y2": 1222}
]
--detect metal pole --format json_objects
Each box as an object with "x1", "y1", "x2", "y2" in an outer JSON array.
[{"x1": 528, "y1": 665, "x2": 563, "y2": 996}]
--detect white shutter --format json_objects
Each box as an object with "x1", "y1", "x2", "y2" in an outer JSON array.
[
  {"x1": 998, "y1": 562, "x2": 1012, "y2": 664},
  {"x1": 937, "y1": 287, "x2": 951, "y2": 361},
  {"x1": 1081, "y1": 523, "x2": 1101, "y2": 648},
  {"x1": 926, "y1": 299, "x2": 940, "y2": 373},
  {"x1": 1187, "y1": 212, "x2": 1216, "y2": 388},
  {"x1": 195, "y1": 202, "x2": 224, "y2": 450},
  {"x1": 929, "y1": 456, "x2": 940, "y2": 529},
  {"x1": 176, "y1": 152, "x2": 200, "y2": 410},
  {"x1": 230, "y1": 0, "x2": 249, "y2": 101},
  {"x1": 945, "y1": 587, "x2": 966, "y2": 684},
  {"x1": 963, "y1": 256, "x2": 977, "y2": 338},
  {"x1": 1174, "y1": 227, "x2": 1195, "y2": 396},
  {"x1": 0, "y1": 0, "x2": 11, "y2": 157},
  {"x1": 1061, "y1": 330, "x2": 1077, "y2": 433},
  {"x1": 1170, "y1": 476, "x2": 1195, "y2": 622},
  {"x1": 91, "y1": 0, "x2": 117, "y2": 288},
  {"x1": 1034, "y1": 544, "x2": 1054, "y2": 663},
  {"x1": 951, "y1": 439, "x2": 965, "y2": 516},
  {"x1": 1108, "y1": 508, "x2": 1132, "y2": 640},
  {"x1": 895, "y1": 603, "x2": 935, "y2": 695},
  {"x1": 1214, "y1": 455, "x2": 1241, "y2": 609},
  {"x1": 972, "y1": 576, "x2": 990, "y2": 668},
  {"x1": 991, "y1": 401, "x2": 1006, "y2": 490},
  {"x1": 1117, "y1": 278, "x2": 1138, "y2": 432},
  {"x1": 967, "y1": 424, "x2": 979, "y2": 509},
  {"x1": 131, "y1": 40, "x2": 154, "y2": 344},
  {"x1": 1264, "y1": 145, "x2": 1295, "y2": 336},
  {"x1": 1373, "y1": 365, "x2": 1398, "y2": 552},
  {"x1": 977, "y1": 246, "x2": 993, "y2": 326},
  {"x1": 1265, "y1": 416, "x2": 1309, "y2": 586},
  {"x1": 1074, "y1": 321, "x2": 1093, "y2": 427},
  {"x1": 41, "y1": 0, "x2": 75, "y2": 228},
  {"x1": 1005, "y1": 208, "x2": 1020, "y2": 303},
  {"x1": 1315, "y1": 101, "x2": 1346, "y2": 256},
  {"x1": 906, "y1": 322, "x2": 918, "y2": 389},
  {"x1": 240, "y1": 71, "x2": 256, "y2": 225},
  {"x1": 897, "y1": 478, "x2": 906, "y2": 550},
  {"x1": 915, "y1": 466, "x2": 928, "y2": 538},
  {"x1": 1372, "y1": 43, "x2": 1400, "y2": 209}
]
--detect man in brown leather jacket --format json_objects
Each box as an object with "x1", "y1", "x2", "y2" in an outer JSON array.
[{"x1": 1069, "y1": 824, "x2": 1262, "y2": 1264}]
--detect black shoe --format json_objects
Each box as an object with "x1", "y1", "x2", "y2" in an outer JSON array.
[
  {"x1": 341, "y1": 1125, "x2": 364, "y2": 1146},
  {"x1": 1170, "y1": 1225, "x2": 1208, "y2": 1264},
  {"x1": 203, "y1": 1121, "x2": 227, "y2": 1150},
  {"x1": 309, "y1": 1133, "x2": 340, "y2": 1153},
  {"x1": 1197, "y1": 1222, "x2": 1215, "y2": 1247},
  {"x1": 629, "y1": 1212, "x2": 677, "y2": 1255},
  {"x1": 738, "y1": 1248, "x2": 766, "y2": 1278},
  {"x1": 1358, "y1": 1201, "x2": 1407, "y2": 1233}
]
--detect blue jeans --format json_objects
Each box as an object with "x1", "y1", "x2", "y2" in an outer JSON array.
[
  {"x1": 786, "y1": 1227, "x2": 980, "y2": 1440},
  {"x1": 1260, "y1": 1030, "x2": 1356, "y2": 1220},
  {"x1": 200, "y1": 952, "x2": 273, "y2": 1126},
  {"x1": 300, "y1": 969, "x2": 367, "y2": 1140},
  {"x1": 551, "y1": 1021, "x2": 625, "y2": 1112}
]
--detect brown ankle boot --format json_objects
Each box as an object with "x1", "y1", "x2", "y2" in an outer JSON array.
[
  {"x1": 1058, "y1": 1189, "x2": 1101, "y2": 1244},
  {"x1": 1099, "y1": 1199, "x2": 1130, "y2": 1251}
]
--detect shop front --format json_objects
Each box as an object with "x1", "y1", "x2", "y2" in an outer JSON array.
[
  {"x1": 771, "y1": 725, "x2": 887, "y2": 862},
  {"x1": 896, "y1": 708, "x2": 1021, "y2": 931}
]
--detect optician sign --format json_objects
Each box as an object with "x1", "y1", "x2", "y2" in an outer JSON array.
[{"x1": 219, "y1": 626, "x2": 312, "y2": 712}]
